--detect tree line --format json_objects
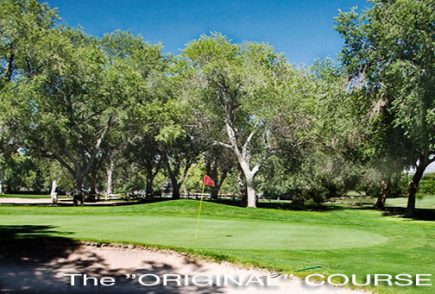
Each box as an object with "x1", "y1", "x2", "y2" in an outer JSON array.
[{"x1": 1, "y1": 0, "x2": 434, "y2": 217}]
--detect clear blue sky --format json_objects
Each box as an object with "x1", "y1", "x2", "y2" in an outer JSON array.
[{"x1": 44, "y1": 0, "x2": 370, "y2": 64}]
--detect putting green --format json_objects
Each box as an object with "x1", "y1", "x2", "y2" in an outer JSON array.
[{"x1": 3, "y1": 215, "x2": 387, "y2": 250}]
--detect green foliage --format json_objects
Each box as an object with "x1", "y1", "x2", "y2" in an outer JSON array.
[
  {"x1": 255, "y1": 157, "x2": 293, "y2": 198},
  {"x1": 416, "y1": 173, "x2": 435, "y2": 198},
  {"x1": 182, "y1": 161, "x2": 205, "y2": 194},
  {"x1": 335, "y1": 0, "x2": 435, "y2": 213},
  {"x1": 335, "y1": 0, "x2": 435, "y2": 162},
  {"x1": 3, "y1": 151, "x2": 45, "y2": 193}
]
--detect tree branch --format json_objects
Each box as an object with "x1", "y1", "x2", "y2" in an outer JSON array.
[
  {"x1": 242, "y1": 122, "x2": 259, "y2": 159},
  {"x1": 45, "y1": 152, "x2": 75, "y2": 176},
  {"x1": 225, "y1": 120, "x2": 241, "y2": 157},
  {"x1": 252, "y1": 149, "x2": 278, "y2": 176},
  {"x1": 212, "y1": 139, "x2": 233, "y2": 149}
]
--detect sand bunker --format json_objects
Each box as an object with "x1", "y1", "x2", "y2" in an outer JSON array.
[{"x1": 0, "y1": 240, "x2": 370, "y2": 294}]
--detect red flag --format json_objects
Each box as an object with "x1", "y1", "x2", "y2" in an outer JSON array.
[{"x1": 203, "y1": 175, "x2": 215, "y2": 187}]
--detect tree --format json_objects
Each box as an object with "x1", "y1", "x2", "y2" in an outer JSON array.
[
  {"x1": 335, "y1": 0, "x2": 435, "y2": 216},
  {"x1": 125, "y1": 131, "x2": 163, "y2": 197},
  {"x1": 101, "y1": 30, "x2": 168, "y2": 198},
  {"x1": 3, "y1": 150, "x2": 45, "y2": 193},
  {"x1": 11, "y1": 26, "x2": 146, "y2": 204},
  {"x1": 161, "y1": 135, "x2": 204, "y2": 199},
  {"x1": 0, "y1": 0, "x2": 59, "y2": 194},
  {"x1": 178, "y1": 34, "x2": 316, "y2": 207},
  {"x1": 203, "y1": 145, "x2": 236, "y2": 199}
]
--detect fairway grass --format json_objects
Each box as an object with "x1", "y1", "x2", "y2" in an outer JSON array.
[{"x1": 1, "y1": 200, "x2": 435, "y2": 294}]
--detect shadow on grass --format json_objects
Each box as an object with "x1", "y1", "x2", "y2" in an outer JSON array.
[
  {"x1": 257, "y1": 202, "x2": 344, "y2": 212},
  {"x1": 208, "y1": 198, "x2": 344, "y2": 212},
  {"x1": 381, "y1": 206, "x2": 435, "y2": 221},
  {"x1": 0, "y1": 225, "x2": 224, "y2": 294},
  {"x1": 0, "y1": 197, "x2": 174, "y2": 207},
  {"x1": 0, "y1": 225, "x2": 73, "y2": 240}
]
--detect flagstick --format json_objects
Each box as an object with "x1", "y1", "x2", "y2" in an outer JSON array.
[{"x1": 194, "y1": 181, "x2": 206, "y2": 240}]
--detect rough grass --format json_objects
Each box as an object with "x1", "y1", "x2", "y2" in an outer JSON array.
[{"x1": 1, "y1": 199, "x2": 435, "y2": 294}]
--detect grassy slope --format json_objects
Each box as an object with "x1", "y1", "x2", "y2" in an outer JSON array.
[{"x1": 1, "y1": 200, "x2": 435, "y2": 294}]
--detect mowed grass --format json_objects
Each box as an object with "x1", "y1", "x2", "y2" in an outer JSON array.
[
  {"x1": 327, "y1": 194, "x2": 435, "y2": 209},
  {"x1": 0, "y1": 194, "x2": 51, "y2": 198},
  {"x1": 1, "y1": 200, "x2": 435, "y2": 294}
]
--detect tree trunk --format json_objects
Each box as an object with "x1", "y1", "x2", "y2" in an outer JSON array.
[
  {"x1": 237, "y1": 166, "x2": 248, "y2": 207},
  {"x1": 374, "y1": 177, "x2": 391, "y2": 210},
  {"x1": 73, "y1": 176, "x2": 84, "y2": 206},
  {"x1": 0, "y1": 167, "x2": 4, "y2": 194},
  {"x1": 50, "y1": 179, "x2": 58, "y2": 204},
  {"x1": 206, "y1": 164, "x2": 218, "y2": 199},
  {"x1": 164, "y1": 154, "x2": 191, "y2": 200},
  {"x1": 205, "y1": 159, "x2": 226, "y2": 200},
  {"x1": 404, "y1": 158, "x2": 428, "y2": 218},
  {"x1": 246, "y1": 175, "x2": 256, "y2": 208},
  {"x1": 208, "y1": 174, "x2": 227, "y2": 200},
  {"x1": 106, "y1": 160, "x2": 114, "y2": 198},
  {"x1": 172, "y1": 182, "x2": 181, "y2": 199},
  {"x1": 146, "y1": 174, "x2": 154, "y2": 197},
  {"x1": 327, "y1": 184, "x2": 337, "y2": 199},
  {"x1": 212, "y1": 171, "x2": 228, "y2": 200},
  {"x1": 238, "y1": 163, "x2": 257, "y2": 208},
  {"x1": 90, "y1": 170, "x2": 97, "y2": 201},
  {"x1": 211, "y1": 186, "x2": 219, "y2": 199}
]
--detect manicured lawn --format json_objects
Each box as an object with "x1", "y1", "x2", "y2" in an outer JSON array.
[
  {"x1": 327, "y1": 194, "x2": 435, "y2": 209},
  {"x1": 386, "y1": 195, "x2": 435, "y2": 208},
  {"x1": 0, "y1": 194, "x2": 70, "y2": 200},
  {"x1": 1, "y1": 199, "x2": 434, "y2": 294},
  {"x1": 0, "y1": 194, "x2": 51, "y2": 198}
]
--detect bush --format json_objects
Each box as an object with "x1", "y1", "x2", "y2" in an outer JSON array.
[{"x1": 416, "y1": 173, "x2": 435, "y2": 198}]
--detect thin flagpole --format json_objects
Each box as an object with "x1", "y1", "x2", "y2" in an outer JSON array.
[{"x1": 195, "y1": 180, "x2": 206, "y2": 240}]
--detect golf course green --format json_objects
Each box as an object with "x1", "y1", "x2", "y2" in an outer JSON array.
[
  {"x1": 1, "y1": 199, "x2": 435, "y2": 294},
  {"x1": 0, "y1": 214, "x2": 387, "y2": 250}
]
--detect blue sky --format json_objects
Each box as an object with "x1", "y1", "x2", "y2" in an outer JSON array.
[{"x1": 44, "y1": 0, "x2": 370, "y2": 64}]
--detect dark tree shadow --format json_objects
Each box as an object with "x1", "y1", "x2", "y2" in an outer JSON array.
[
  {"x1": 0, "y1": 226, "x2": 225, "y2": 293},
  {"x1": 0, "y1": 225, "x2": 72, "y2": 240},
  {"x1": 381, "y1": 206, "x2": 435, "y2": 221},
  {"x1": 208, "y1": 198, "x2": 343, "y2": 212},
  {"x1": 256, "y1": 202, "x2": 343, "y2": 212}
]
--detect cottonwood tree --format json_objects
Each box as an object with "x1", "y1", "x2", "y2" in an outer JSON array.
[
  {"x1": 313, "y1": 60, "x2": 414, "y2": 208},
  {"x1": 335, "y1": 0, "x2": 435, "y2": 216},
  {"x1": 155, "y1": 90, "x2": 206, "y2": 199},
  {"x1": 161, "y1": 135, "x2": 204, "y2": 199},
  {"x1": 0, "y1": 0, "x2": 58, "y2": 83},
  {"x1": 0, "y1": 0, "x2": 58, "y2": 194},
  {"x1": 125, "y1": 128, "x2": 163, "y2": 197},
  {"x1": 123, "y1": 76, "x2": 171, "y2": 197},
  {"x1": 203, "y1": 145, "x2": 236, "y2": 199},
  {"x1": 178, "y1": 34, "x2": 316, "y2": 207},
  {"x1": 188, "y1": 98, "x2": 237, "y2": 199},
  {"x1": 12, "y1": 27, "x2": 146, "y2": 204},
  {"x1": 101, "y1": 30, "x2": 169, "y2": 197}
]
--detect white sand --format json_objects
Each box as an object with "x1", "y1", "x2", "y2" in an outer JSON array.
[{"x1": 0, "y1": 243, "x2": 371, "y2": 294}]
